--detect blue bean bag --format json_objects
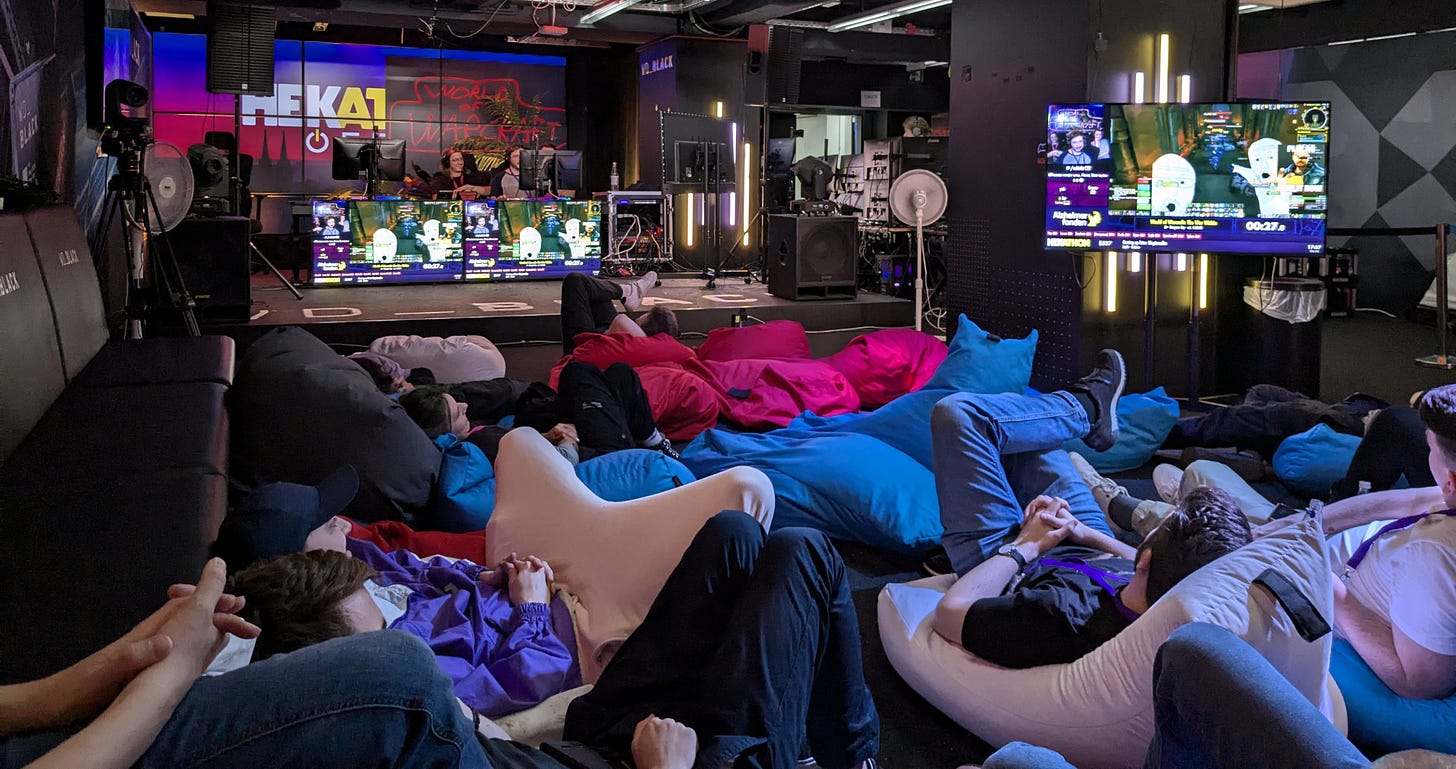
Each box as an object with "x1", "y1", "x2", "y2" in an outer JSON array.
[
  {"x1": 1064, "y1": 387, "x2": 1181, "y2": 473},
  {"x1": 1273, "y1": 423, "x2": 1363, "y2": 499},
  {"x1": 685, "y1": 426, "x2": 941, "y2": 554},
  {"x1": 428, "y1": 435, "x2": 696, "y2": 532},
  {"x1": 1332, "y1": 637, "x2": 1456, "y2": 756},
  {"x1": 923, "y1": 315, "x2": 1038, "y2": 395}
]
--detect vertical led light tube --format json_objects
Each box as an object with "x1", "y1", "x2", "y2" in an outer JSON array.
[
  {"x1": 1133, "y1": 72, "x2": 1147, "y2": 104},
  {"x1": 1105, "y1": 252, "x2": 1119, "y2": 313},
  {"x1": 685, "y1": 193, "x2": 695, "y2": 248},
  {"x1": 1198, "y1": 253, "x2": 1210, "y2": 309},
  {"x1": 742, "y1": 143, "x2": 752, "y2": 245},
  {"x1": 714, "y1": 101, "x2": 724, "y2": 118},
  {"x1": 1156, "y1": 34, "x2": 1170, "y2": 104},
  {"x1": 1174, "y1": 252, "x2": 1188, "y2": 271},
  {"x1": 1178, "y1": 74, "x2": 1192, "y2": 104},
  {"x1": 1128, "y1": 253, "x2": 1142, "y2": 273}
]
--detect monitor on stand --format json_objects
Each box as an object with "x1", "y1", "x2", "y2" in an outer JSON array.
[
  {"x1": 553, "y1": 151, "x2": 583, "y2": 197},
  {"x1": 333, "y1": 137, "x2": 408, "y2": 198}
]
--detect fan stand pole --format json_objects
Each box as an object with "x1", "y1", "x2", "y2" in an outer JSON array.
[{"x1": 914, "y1": 210, "x2": 925, "y2": 332}]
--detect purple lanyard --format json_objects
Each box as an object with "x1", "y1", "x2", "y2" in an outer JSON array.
[
  {"x1": 1344, "y1": 509, "x2": 1450, "y2": 572},
  {"x1": 1039, "y1": 557, "x2": 1140, "y2": 622}
]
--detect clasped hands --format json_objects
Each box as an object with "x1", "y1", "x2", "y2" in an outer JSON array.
[
  {"x1": 34, "y1": 558, "x2": 259, "y2": 732},
  {"x1": 1013, "y1": 495, "x2": 1093, "y2": 558},
  {"x1": 478, "y1": 553, "x2": 555, "y2": 606}
]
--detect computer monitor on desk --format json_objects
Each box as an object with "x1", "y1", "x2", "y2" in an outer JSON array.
[{"x1": 332, "y1": 138, "x2": 407, "y2": 197}]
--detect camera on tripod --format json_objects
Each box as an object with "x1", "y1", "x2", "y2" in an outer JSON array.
[{"x1": 101, "y1": 79, "x2": 152, "y2": 160}]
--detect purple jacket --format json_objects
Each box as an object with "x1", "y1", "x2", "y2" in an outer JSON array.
[{"x1": 348, "y1": 539, "x2": 580, "y2": 716}]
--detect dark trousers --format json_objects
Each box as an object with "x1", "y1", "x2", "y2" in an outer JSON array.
[
  {"x1": 1168, "y1": 385, "x2": 1386, "y2": 459},
  {"x1": 1332, "y1": 405, "x2": 1434, "y2": 501},
  {"x1": 557, "y1": 361, "x2": 657, "y2": 453},
  {"x1": 561, "y1": 272, "x2": 623, "y2": 354},
  {"x1": 564, "y1": 512, "x2": 879, "y2": 769}
]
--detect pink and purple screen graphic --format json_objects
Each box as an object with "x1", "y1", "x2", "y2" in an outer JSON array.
[{"x1": 147, "y1": 33, "x2": 566, "y2": 194}]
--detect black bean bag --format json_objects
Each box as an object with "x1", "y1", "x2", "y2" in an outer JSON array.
[{"x1": 231, "y1": 326, "x2": 439, "y2": 521}]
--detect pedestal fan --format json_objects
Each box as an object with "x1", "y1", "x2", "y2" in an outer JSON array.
[{"x1": 888, "y1": 169, "x2": 947, "y2": 332}]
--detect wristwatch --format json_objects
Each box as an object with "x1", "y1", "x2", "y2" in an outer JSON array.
[{"x1": 995, "y1": 543, "x2": 1028, "y2": 572}]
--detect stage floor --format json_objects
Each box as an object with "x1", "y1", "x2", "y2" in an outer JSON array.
[{"x1": 223, "y1": 274, "x2": 914, "y2": 349}]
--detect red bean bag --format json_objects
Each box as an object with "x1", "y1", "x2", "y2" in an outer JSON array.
[
  {"x1": 637, "y1": 361, "x2": 725, "y2": 441},
  {"x1": 705, "y1": 358, "x2": 862, "y2": 431},
  {"x1": 347, "y1": 518, "x2": 487, "y2": 562},
  {"x1": 695, "y1": 320, "x2": 812, "y2": 362},
  {"x1": 824, "y1": 328, "x2": 949, "y2": 408},
  {"x1": 550, "y1": 332, "x2": 699, "y2": 388}
]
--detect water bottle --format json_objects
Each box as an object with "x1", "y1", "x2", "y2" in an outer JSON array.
[{"x1": 610, "y1": 162, "x2": 620, "y2": 191}]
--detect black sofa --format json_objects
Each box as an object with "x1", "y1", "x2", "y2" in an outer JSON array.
[{"x1": 0, "y1": 205, "x2": 235, "y2": 683}]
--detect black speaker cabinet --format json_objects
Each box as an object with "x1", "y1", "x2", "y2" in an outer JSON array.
[
  {"x1": 169, "y1": 216, "x2": 252, "y2": 321},
  {"x1": 206, "y1": 1, "x2": 276, "y2": 96},
  {"x1": 766, "y1": 215, "x2": 858, "y2": 301}
]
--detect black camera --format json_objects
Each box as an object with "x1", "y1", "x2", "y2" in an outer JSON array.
[{"x1": 101, "y1": 79, "x2": 152, "y2": 158}]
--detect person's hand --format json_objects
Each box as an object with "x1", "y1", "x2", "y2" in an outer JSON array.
[
  {"x1": 504, "y1": 554, "x2": 553, "y2": 605},
  {"x1": 1042, "y1": 505, "x2": 1094, "y2": 546},
  {"x1": 478, "y1": 567, "x2": 506, "y2": 589},
  {"x1": 1013, "y1": 495, "x2": 1074, "y2": 558},
  {"x1": 42, "y1": 558, "x2": 258, "y2": 727},
  {"x1": 541, "y1": 423, "x2": 578, "y2": 446},
  {"x1": 631, "y1": 715, "x2": 697, "y2": 769}
]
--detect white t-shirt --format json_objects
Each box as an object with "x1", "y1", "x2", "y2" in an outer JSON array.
[{"x1": 1343, "y1": 512, "x2": 1456, "y2": 655}]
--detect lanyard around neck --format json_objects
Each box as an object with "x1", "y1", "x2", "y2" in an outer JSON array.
[
  {"x1": 1345, "y1": 509, "x2": 1451, "y2": 572},
  {"x1": 1038, "y1": 556, "x2": 1140, "y2": 622}
]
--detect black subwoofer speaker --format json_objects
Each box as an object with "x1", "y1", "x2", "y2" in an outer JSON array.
[
  {"x1": 169, "y1": 216, "x2": 252, "y2": 321},
  {"x1": 766, "y1": 215, "x2": 857, "y2": 301}
]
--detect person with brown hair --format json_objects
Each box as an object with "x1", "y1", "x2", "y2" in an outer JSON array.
[{"x1": 230, "y1": 545, "x2": 573, "y2": 719}]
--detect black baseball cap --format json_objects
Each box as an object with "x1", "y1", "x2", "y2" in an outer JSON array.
[{"x1": 211, "y1": 466, "x2": 359, "y2": 571}]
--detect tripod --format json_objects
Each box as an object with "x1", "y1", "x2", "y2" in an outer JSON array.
[
  {"x1": 696, "y1": 141, "x2": 753, "y2": 289},
  {"x1": 90, "y1": 147, "x2": 200, "y2": 338}
]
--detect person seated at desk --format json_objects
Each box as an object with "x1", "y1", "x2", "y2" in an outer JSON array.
[
  {"x1": 491, "y1": 146, "x2": 525, "y2": 199},
  {"x1": 431, "y1": 147, "x2": 491, "y2": 200}
]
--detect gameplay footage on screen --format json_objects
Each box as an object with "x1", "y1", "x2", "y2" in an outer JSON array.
[
  {"x1": 1043, "y1": 102, "x2": 1331, "y2": 255},
  {"x1": 310, "y1": 199, "x2": 602, "y2": 284}
]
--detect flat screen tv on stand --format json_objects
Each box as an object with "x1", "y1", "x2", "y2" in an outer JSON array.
[{"x1": 1043, "y1": 101, "x2": 1331, "y2": 256}]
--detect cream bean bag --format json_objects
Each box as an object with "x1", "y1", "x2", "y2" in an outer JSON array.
[
  {"x1": 486, "y1": 428, "x2": 775, "y2": 682},
  {"x1": 878, "y1": 516, "x2": 1334, "y2": 769},
  {"x1": 369, "y1": 334, "x2": 506, "y2": 383}
]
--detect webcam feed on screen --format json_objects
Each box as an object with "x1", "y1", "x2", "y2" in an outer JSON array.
[{"x1": 1044, "y1": 102, "x2": 1331, "y2": 256}]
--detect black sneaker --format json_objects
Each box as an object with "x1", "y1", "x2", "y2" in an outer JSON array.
[
  {"x1": 654, "y1": 437, "x2": 681, "y2": 461},
  {"x1": 921, "y1": 546, "x2": 953, "y2": 577},
  {"x1": 1070, "y1": 349, "x2": 1126, "y2": 452}
]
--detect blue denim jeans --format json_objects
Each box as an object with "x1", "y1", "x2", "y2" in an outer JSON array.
[
  {"x1": 930, "y1": 391, "x2": 1110, "y2": 574},
  {"x1": 981, "y1": 623, "x2": 1369, "y2": 769},
  {"x1": 2, "y1": 631, "x2": 490, "y2": 769}
]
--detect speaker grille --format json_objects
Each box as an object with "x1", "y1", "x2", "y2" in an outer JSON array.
[
  {"x1": 207, "y1": 1, "x2": 275, "y2": 96},
  {"x1": 765, "y1": 28, "x2": 803, "y2": 105},
  {"x1": 799, "y1": 220, "x2": 856, "y2": 283}
]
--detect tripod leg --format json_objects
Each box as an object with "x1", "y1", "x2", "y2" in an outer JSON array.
[
  {"x1": 251, "y1": 242, "x2": 304, "y2": 300},
  {"x1": 144, "y1": 184, "x2": 201, "y2": 337}
]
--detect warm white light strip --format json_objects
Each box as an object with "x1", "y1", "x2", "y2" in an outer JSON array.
[
  {"x1": 581, "y1": 0, "x2": 644, "y2": 25},
  {"x1": 1156, "y1": 34, "x2": 1170, "y2": 104},
  {"x1": 1175, "y1": 252, "x2": 1188, "y2": 272},
  {"x1": 1133, "y1": 72, "x2": 1146, "y2": 104},
  {"x1": 742, "y1": 143, "x2": 752, "y2": 245},
  {"x1": 826, "y1": 0, "x2": 951, "y2": 32},
  {"x1": 1178, "y1": 74, "x2": 1192, "y2": 104},
  {"x1": 1105, "y1": 252, "x2": 1118, "y2": 313},
  {"x1": 714, "y1": 101, "x2": 724, "y2": 118},
  {"x1": 1128, "y1": 253, "x2": 1142, "y2": 273},
  {"x1": 685, "y1": 193, "x2": 695, "y2": 247},
  {"x1": 1199, "y1": 253, "x2": 1210, "y2": 309}
]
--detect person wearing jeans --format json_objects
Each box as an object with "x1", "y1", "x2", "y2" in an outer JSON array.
[
  {"x1": 1333, "y1": 405, "x2": 1435, "y2": 501},
  {"x1": 979, "y1": 623, "x2": 1375, "y2": 769},
  {"x1": 564, "y1": 511, "x2": 880, "y2": 769},
  {"x1": 931, "y1": 351, "x2": 1125, "y2": 574}
]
